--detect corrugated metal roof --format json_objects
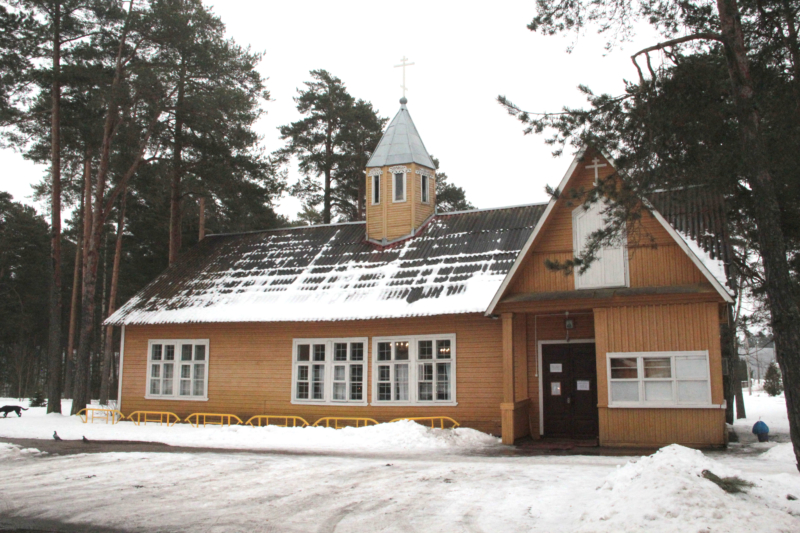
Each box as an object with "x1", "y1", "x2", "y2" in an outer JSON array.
[
  {"x1": 366, "y1": 102, "x2": 435, "y2": 169},
  {"x1": 107, "y1": 204, "x2": 546, "y2": 325},
  {"x1": 649, "y1": 187, "x2": 735, "y2": 290}
]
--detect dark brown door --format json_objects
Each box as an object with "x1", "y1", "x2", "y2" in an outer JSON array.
[{"x1": 542, "y1": 343, "x2": 598, "y2": 439}]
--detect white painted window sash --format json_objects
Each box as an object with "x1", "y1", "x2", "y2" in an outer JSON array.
[
  {"x1": 607, "y1": 350, "x2": 713, "y2": 408},
  {"x1": 291, "y1": 337, "x2": 369, "y2": 406},
  {"x1": 372, "y1": 174, "x2": 381, "y2": 205},
  {"x1": 392, "y1": 172, "x2": 407, "y2": 203},
  {"x1": 145, "y1": 339, "x2": 209, "y2": 401},
  {"x1": 371, "y1": 334, "x2": 457, "y2": 406}
]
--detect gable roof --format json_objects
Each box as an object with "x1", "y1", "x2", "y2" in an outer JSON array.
[
  {"x1": 366, "y1": 101, "x2": 435, "y2": 169},
  {"x1": 106, "y1": 204, "x2": 546, "y2": 326},
  {"x1": 485, "y1": 150, "x2": 735, "y2": 314}
]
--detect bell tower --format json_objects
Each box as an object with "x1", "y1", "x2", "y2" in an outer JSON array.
[{"x1": 365, "y1": 97, "x2": 436, "y2": 245}]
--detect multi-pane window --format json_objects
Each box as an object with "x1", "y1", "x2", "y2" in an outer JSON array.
[
  {"x1": 373, "y1": 334, "x2": 456, "y2": 405},
  {"x1": 421, "y1": 175, "x2": 430, "y2": 203},
  {"x1": 147, "y1": 340, "x2": 208, "y2": 400},
  {"x1": 372, "y1": 174, "x2": 381, "y2": 204},
  {"x1": 292, "y1": 338, "x2": 367, "y2": 405},
  {"x1": 393, "y1": 172, "x2": 406, "y2": 202},
  {"x1": 608, "y1": 351, "x2": 712, "y2": 407}
]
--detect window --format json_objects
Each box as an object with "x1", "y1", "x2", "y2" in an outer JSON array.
[
  {"x1": 421, "y1": 175, "x2": 430, "y2": 203},
  {"x1": 292, "y1": 338, "x2": 367, "y2": 405},
  {"x1": 372, "y1": 174, "x2": 381, "y2": 205},
  {"x1": 146, "y1": 340, "x2": 209, "y2": 400},
  {"x1": 393, "y1": 172, "x2": 406, "y2": 202},
  {"x1": 607, "y1": 351, "x2": 712, "y2": 407},
  {"x1": 373, "y1": 334, "x2": 456, "y2": 405}
]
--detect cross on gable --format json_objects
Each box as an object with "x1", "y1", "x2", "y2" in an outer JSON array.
[
  {"x1": 586, "y1": 157, "x2": 608, "y2": 185},
  {"x1": 394, "y1": 56, "x2": 415, "y2": 99}
]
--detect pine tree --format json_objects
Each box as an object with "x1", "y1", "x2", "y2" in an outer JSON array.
[
  {"x1": 501, "y1": 0, "x2": 800, "y2": 471},
  {"x1": 277, "y1": 71, "x2": 385, "y2": 223},
  {"x1": 764, "y1": 362, "x2": 784, "y2": 397},
  {"x1": 430, "y1": 156, "x2": 474, "y2": 213}
]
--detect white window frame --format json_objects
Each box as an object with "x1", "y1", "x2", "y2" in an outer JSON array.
[
  {"x1": 371, "y1": 334, "x2": 457, "y2": 406},
  {"x1": 606, "y1": 350, "x2": 713, "y2": 408},
  {"x1": 392, "y1": 172, "x2": 407, "y2": 203},
  {"x1": 145, "y1": 339, "x2": 209, "y2": 401},
  {"x1": 372, "y1": 174, "x2": 381, "y2": 205},
  {"x1": 421, "y1": 174, "x2": 430, "y2": 204},
  {"x1": 291, "y1": 337, "x2": 368, "y2": 406}
]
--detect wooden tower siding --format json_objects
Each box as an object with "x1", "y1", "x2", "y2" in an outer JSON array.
[
  {"x1": 495, "y1": 150, "x2": 727, "y2": 446},
  {"x1": 120, "y1": 313, "x2": 504, "y2": 435},
  {"x1": 366, "y1": 163, "x2": 435, "y2": 243}
]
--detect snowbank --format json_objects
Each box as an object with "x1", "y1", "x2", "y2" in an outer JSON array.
[
  {"x1": 576, "y1": 444, "x2": 799, "y2": 533},
  {"x1": 0, "y1": 399, "x2": 500, "y2": 454},
  {"x1": 763, "y1": 443, "x2": 797, "y2": 464}
]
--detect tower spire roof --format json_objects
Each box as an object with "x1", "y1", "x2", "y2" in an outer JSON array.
[{"x1": 366, "y1": 100, "x2": 434, "y2": 169}]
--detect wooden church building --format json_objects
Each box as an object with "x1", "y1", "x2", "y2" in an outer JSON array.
[{"x1": 108, "y1": 97, "x2": 735, "y2": 446}]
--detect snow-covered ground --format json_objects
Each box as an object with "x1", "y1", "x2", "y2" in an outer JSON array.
[{"x1": 0, "y1": 394, "x2": 798, "y2": 532}]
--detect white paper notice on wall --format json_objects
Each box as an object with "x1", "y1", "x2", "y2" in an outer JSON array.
[
  {"x1": 550, "y1": 363, "x2": 563, "y2": 373},
  {"x1": 576, "y1": 380, "x2": 590, "y2": 391},
  {"x1": 551, "y1": 382, "x2": 561, "y2": 396}
]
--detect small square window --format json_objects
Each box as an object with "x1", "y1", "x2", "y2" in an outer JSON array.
[
  {"x1": 334, "y1": 343, "x2": 348, "y2": 361},
  {"x1": 350, "y1": 343, "x2": 364, "y2": 361},
  {"x1": 378, "y1": 342, "x2": 391, "y2": 361},
  {"x1": 297, "y1": 344, "x2": 310, "y2": 362},
  {"x1": 437, "y1": 340, "x2": 451, "y2": 359},
  {"x1": 151, "y1": 344, "x2": 162, "y2": 361},
  {"x1": 181, "y1": 345, "x2": 192, "y2": 361},
  {"x1": 418, "y1": 340, "x2": 433, "y2": 360},
  {"x1": 313, "y1": 344, "x2": 326, "y2": 361},
  {"x1": 395, "y1": 341, "x2": 409, "y2": 360},
  {"x1": 610, "y1": 358, "x2": 638, "y2": 379}
]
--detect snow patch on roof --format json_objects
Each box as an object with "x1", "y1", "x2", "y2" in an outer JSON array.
[
  {"x1": 107, "y1": 205, "x2": 544, "y2": 325},
  {"x1": 676, "y1": 229, "x2": 731, "y2": 293}
]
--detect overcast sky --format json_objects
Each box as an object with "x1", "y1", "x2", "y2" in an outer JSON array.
[{"x1": 0, "y1": 0, "x2": 660, "y2": 219}]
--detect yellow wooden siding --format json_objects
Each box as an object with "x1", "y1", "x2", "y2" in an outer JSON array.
[
  {"x1": 121, "y1": 313, "x2": 504, "y2": 435},
  {"x1": 507, "y1": 150, "x2": 713, "y2": 296},
  {"x1": 594, "y1": 302, "x2": 725, "y2": 446},
  {"x1": 598, "y1": 408, "x2": 725, "y2": 446},
  {"x1": 366, "y1": 163, "x2": 436, "y2": 242}
]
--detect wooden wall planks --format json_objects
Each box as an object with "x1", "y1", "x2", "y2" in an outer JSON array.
[
  {"x1": 121, "y1": 313, "x2": 505, "y2": 435},
  {"x1": 594, "y1": 302, "x2": 725, "y2": 446}
]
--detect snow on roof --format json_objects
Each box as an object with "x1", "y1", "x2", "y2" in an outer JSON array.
[
  {"x1": 366, "y1": 102, "x2": 435, "y2": 169},
  {"x1": 107, "y1": 204, "x2": 546, "y2": 325}
]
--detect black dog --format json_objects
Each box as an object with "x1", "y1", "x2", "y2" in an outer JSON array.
[{"x1": 0, "y1": 405, "x2": 28, "y2": 417}]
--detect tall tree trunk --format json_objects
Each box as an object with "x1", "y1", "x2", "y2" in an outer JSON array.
[
  {"x1": 169, "y1": 63, "x2": 186, "y2": 265},
  {"x1": 72, "y1": 7, "x2": 131, "y2": 415},
  {"x1": 323, "y1": 123, "x2": 332, "y2": 224},
  {"x1": 64, "y1": 158, "x2": 89, "y2": 399},
  {"x1": 198, "y1": 196, "x2": 205, "y2": 240},
  {"x1": 717, "y1": 0, "x2": 800, "y2": 469},
  {"x1": 72, "y1": 2, "x2": 158, "y2": 414},
  {"x1": 46, "y1": 1, "x2": 63, "y2": 414},
  {"x1": 99, "y1": 187, "x2": 127, "y2": 405}
]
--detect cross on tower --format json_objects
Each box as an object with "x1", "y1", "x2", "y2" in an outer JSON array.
[
  {"x1": 586, "y1": 157, "x2": 607, "y2": 184},
  {"x1": 394, "y1": 56, "x2": 415, "y2": 99}
]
